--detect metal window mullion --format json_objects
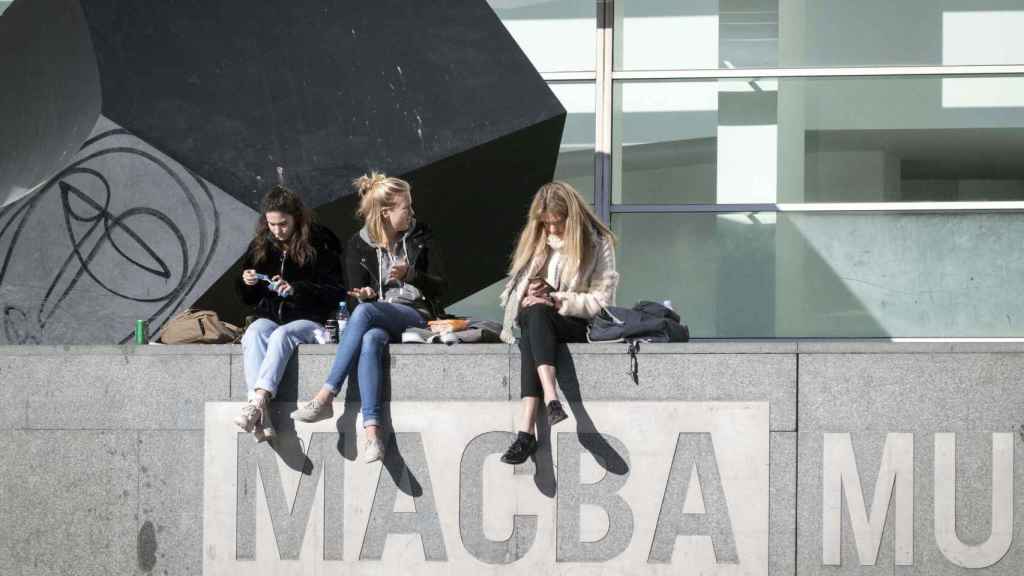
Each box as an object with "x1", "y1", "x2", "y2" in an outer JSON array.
[
  {"x1": 609, "y1": 202, "x2": 1024, "y2": 214},
  {"x1": 611, "y1": 64, "x2": 1024, "y2": 81},
  {"x1": 540, "y1": 71, "x2": 598, "y2": 81},
  {"x1": 593, "y1": 0, "x2": 613, "y2": 223}
]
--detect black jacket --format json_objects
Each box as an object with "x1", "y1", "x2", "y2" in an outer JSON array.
[
  {"x1": 345, "y1": 221, "x2": 447, "y2": 319},
  {"x1": 236, "y1": 224, "x2": 345, "y2": 324}
]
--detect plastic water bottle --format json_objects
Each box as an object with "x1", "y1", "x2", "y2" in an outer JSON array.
[{"x1": 337, "y1": 302, "x2": 349, "y2": 336}]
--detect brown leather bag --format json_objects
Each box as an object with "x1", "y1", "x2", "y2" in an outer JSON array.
[{"x1": 158, "y1": 309, "x2": 242, "y2": 344}]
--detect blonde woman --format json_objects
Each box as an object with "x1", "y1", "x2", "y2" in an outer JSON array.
[
  {"x1": 499, "y1": 181, "x2": 618, "y2": 464},
  {"x1": 291, "y1": 172, "x2": 446, "y2": 463}
]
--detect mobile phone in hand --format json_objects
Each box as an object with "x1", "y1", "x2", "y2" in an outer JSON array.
[{"x1": 529, "y1": 275, "x2": 555, "y2": 294}]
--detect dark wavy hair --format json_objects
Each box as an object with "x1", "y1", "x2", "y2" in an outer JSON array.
[{"x1": 250, "y1": 185, "x2": 316, "y2": 266}]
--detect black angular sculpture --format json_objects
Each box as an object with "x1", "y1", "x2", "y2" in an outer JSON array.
[
  {"x1": 0, "y1": 0, "x2": 99, "y2": 208},
  {"x1": 0, "y1": 0, "x2": 564, "y2": 342}
]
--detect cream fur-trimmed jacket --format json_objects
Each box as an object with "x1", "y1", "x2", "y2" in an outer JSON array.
[{"x1": 499, "y1": 234, "x2": 619, "y2": 343}]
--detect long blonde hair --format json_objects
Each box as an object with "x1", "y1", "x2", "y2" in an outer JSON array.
[
  {"x1": 353, "y1": 171, "x2": 411, "y2": 247},
  {"x1": 508, "y1": 181, "x2": 616, "y2": 286}
]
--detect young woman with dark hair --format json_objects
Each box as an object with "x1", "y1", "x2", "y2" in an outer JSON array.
[{"x1": 234, "y1": 185, "x2": 344, "y2": 442}]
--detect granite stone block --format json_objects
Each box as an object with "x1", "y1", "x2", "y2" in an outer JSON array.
[
  {"x1": 229, "y1": 350, "x2": 306, "y2": 401},
  {"x1": 0, "y1": 344, "x2": 237, "y2": 356},
  {"x1": 511, "y1": 349, "x2": 796, "y2": 431},
  {"x1": 799, "y1": 353, "x2": 1024, "y2": 432},
  {"x1": 296, "y1": 348, "x2": 511, "y2": 402},
  {"x1": 138, "y1": 431, "x2": 204, "y2": 576},
  {"x1": 0, "y1": 431, "x2": 139, "y2": 576},
  {"x1": 892, "y1": 431, "x2": 1024, "y2": 575},
  {"x1": 771, "y1": 432, "x2": 797, "y2": 576},
  {"x1": 0, "y1": 356, "x2": 27, "y2": 429},
  {"x1": 565, "y1": 341, "x2": 799, "y2": 354},
  {"x1": 19, "y1": 353, "x2": 231, "y2": 430},
  {"x1": 796, "y1": 341, "x2": 1024, "y2": 355},
  {"x1": 799, "y1": 353, "x2": 1024, "y2": 574},
  {"x1": 797, "y1": 432, "x2": 897, "y2": 575}
]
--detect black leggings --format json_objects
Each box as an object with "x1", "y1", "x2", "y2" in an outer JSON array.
[{"x1": 517, "y1": 304, "x2": 587, "y2": 398}]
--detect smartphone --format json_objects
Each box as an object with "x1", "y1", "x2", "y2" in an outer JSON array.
[{"x1": 529, "y1": 275, "x2": 555, "y2": 294}]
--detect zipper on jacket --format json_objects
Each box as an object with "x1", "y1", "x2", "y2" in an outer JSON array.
[{"x1": 278, "y1": 250, "x2": 288, "y2": 321}]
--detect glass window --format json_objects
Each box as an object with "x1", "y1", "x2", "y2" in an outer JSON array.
[
  {"x1": 613, "y1": 79, "x2": 779, "y2": 204},
  {"x1": 613, "y1": 212, "x2": 1024, "y2": 337},
  {"x1": 550, "y1": 82, "x2": 595, "y2": 203},
  {"x1": 615, "y1": 0, "x2": 778, "y2": 70},
  {"x1": 795, "y1": 75, "x2": 1024, "y2": 203},
  {"x1": 487, "y1": 0, "x2": 596, "y2": 72},
  {"x1": 613, "y1": 76, "x2": 1024, "y2": 204},
  {"x1": 445, "y1": 278, "x2": 507, "y2": 323},
  {"x1": 0, "y1": 2, "x2": 10, "y2": 17},
  {"x1": 614, "y1": 0, "x2": 1024, "y2": 70}
]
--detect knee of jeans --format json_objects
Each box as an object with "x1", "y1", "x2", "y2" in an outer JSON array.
[
  {"x1": 352, "y1": 302, "x2": 377, "y2": 323},
  {"x1": 267, "y1": 326, "x2": 296, "y2": 346},
  {"x1": 242, "y1": 320, "x2": 271, "y2": 346},
  {"x1": 361, "y1": 328, "x2": 389, "y2": 350}
]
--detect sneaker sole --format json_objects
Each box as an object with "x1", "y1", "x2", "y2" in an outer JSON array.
[
  {"x1": 548, "y1": 412, "x2": 568, "y2": 427},
  {"x1": 254, "y1": 426, "x2": 276, "y2": 443},
  {"x1": 500, "y1": 444, "x2": 537, "y2": 465}
]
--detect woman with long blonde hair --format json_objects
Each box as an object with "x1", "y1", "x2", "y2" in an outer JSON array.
[
  {"x1": 498, "y1": 181, "x2": 618, "y2": 464},
  {"x1": 291, "y1": 172, "x2": 446, "y2": 463}
]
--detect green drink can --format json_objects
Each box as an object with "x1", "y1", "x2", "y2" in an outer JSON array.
[{"x1": 134, "y1": 320, "x2": 148, "y2": 344}]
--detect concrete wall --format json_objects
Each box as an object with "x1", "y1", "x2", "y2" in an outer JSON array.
[{"x1": 1, "y1": 342, "x2": 1022, "y2": 574}]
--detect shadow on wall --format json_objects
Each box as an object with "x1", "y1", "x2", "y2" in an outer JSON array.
[
  {"x1": 614, "y1": 209, "x2": 1024, "y2": 337},
  {"x1": 613, "y1": 211, "x2": 890, "y2": 338},
  {"x1": 244, "y1": 345, "x2": 629, "y2": 503},
  {"x1": 782, "y1": 212, "x2": 1024, "y2": 337}
]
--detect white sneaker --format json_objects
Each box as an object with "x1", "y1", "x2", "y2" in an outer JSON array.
[
  {"x1": 290, "y1": 397, "x2": 334, "y2": 423},
  {"x1": 363, "y1": 437, "x2": 386, "y2": 463},
  {"x1": 253, "y1": 402, "x2": 275, "y2": 443},
  {"x1": 235, "y1": 400, "x2": 274, "y2": 442},
  {"x1": 234, "y1": 401, "x2": 260, "y2": 432}
]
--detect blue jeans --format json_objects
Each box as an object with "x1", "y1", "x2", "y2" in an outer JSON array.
[
  {"x1": 322, "y1": 302, "x2": 426, "y2": 427},
  {"x1": 242, "y1": 318, "x2": 321, "y2": 400}
]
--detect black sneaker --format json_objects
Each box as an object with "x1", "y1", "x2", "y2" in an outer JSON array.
[
  {"x1": 500, "y1": 432, "x2": 537, "y2": 465},
  {"x1": 547, "y1": 400, "x2": 568, "y2": 427}
]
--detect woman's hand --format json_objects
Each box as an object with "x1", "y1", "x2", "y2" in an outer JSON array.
[
  {"x1": 348, "y1": 286, "x2": 377, "y2": 301},
  {"x1": 388, "y1": 262, "x2": 409, "y2": 283},
  {"x1": 271, "y1": 275, "x2": 293, "y2": 297},
  {"x1": 550, "y1": 292, "x2": 564, "y2": 310},
  {"x1": 527, "y1": 277, "x2": 553, "y2": 298},
  {"x1": 521, "y1": 294, "x2": 553, "y2": 308},
  {"x1": 242, "y1": 269, "x2": 258, "y2": 286}
]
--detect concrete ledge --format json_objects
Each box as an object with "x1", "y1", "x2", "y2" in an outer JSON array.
[
  {"x1": 4, "y1": 342, "x2": 1023, "y2": 575},
  {"x1": 795, "y1": 340, "x2": 1024, "y2": 354}
]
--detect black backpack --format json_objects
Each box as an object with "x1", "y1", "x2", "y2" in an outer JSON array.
[{"x1": 587, "y1": 300, "x2": 689, "y2": 343}]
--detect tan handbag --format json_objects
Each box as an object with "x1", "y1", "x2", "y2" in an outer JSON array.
[{"x1": 158, "y1": 309, "x2": 242, "y2": 344}]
